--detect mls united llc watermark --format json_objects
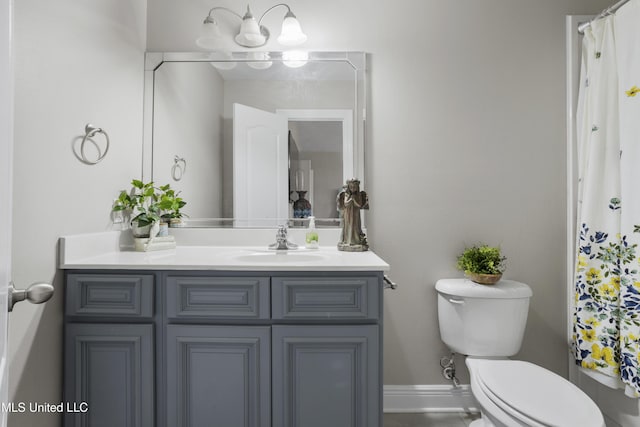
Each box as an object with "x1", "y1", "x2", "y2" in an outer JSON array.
[{"x1": 1, "y1": 402, "x2": 88, "y2": 413}]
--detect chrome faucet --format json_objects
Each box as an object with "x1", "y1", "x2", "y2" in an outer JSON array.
[{"x1": 269, "y1": 225, "x2": 298, "y2": 250}]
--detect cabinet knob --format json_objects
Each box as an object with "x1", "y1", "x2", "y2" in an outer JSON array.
[{"x1": 8, "y1": 282, "x2": 54, "y2": 312}]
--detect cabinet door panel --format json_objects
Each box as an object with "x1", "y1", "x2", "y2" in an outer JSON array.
[
  {"x1": 272, "y1": 325, "x2": 380, "y2": 427},
  {"x1": 64, "y1": 324, "x2": 154, "y2": 427},
  {"x1": 272, "y1": 276, "x2": 379, "y2": 320},
  {"x1": 166, "y1": 325, "x2": 270, "y2": 427}
]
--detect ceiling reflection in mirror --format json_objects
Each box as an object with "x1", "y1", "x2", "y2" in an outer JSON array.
[{"x1": 143, "y1": 52, "x2": 366, "y2": 228}]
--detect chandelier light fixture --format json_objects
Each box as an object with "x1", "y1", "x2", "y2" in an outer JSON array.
[{"x1": 196, "y1": 3, "x2": 307, "y2": 49}]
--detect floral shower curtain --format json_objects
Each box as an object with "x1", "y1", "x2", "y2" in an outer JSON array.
[{"x1": 573, "y1": 1, "x2": 640, "y2": 397}]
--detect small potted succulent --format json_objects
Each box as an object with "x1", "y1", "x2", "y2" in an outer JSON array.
[
  {"x1": 112, "y1": 180, "x2": 187, "y2": 237},
  {"x1": 456, "y1": 244, "x2": 506, "y2": 285}
]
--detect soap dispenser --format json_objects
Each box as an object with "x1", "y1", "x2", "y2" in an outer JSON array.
[{"x1": 305, "y1": 216, "x2": 319, "y2": 249}]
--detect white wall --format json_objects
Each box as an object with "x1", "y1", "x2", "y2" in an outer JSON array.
[
  {"x1": 153, "y1": 62, "x2": 224, "y2": 218},
  {"x1": 10, "y1": 0, "x2": 147, "y2": 425},
  {"x1": 147, "y1": 0, "x2": 614, "y2": 387}
]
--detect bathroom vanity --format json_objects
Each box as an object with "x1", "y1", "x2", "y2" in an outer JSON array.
[
  {"x1": 60, "y1": 50, "x2": 376, "y2": 427},
  {"x1": 60, "y1": 232, "x2": 389, "y2": 427}
]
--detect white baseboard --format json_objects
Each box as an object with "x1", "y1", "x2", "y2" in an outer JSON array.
[{"x1": 383, "y1": 384, "x2": 479, "y2": 413}]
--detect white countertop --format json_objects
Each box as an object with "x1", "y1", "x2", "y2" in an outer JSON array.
[{"x1": 59, "y1": 231, "x2": 390, "y2": 272}]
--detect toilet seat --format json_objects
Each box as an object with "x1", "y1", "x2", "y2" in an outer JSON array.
[{"x1": 472, "y1": 359, "x2": 604, "y2": 427}]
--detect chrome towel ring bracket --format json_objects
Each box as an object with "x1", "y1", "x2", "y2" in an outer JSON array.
[
  {"x1": 77, "y1": 123, "x2": 110, "y2": 165},
  {"x1": 172, "y1": 155, "x2": 187, "y2": 181}
]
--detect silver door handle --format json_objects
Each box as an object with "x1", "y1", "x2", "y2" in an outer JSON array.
[{"x1": 8, "y1": 282, "x2": 54, "y2": 312}]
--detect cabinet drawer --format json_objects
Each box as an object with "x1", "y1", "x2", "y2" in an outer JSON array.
[
  {"x1": 272, "y1": 276, "x2": 380, "y2": 320},
  {"x1": 66, "y1": 274, "x2": 154, "y2": 318},
  {"x1": 166, "y1": 276, "x2": 270, "y2": 320}
]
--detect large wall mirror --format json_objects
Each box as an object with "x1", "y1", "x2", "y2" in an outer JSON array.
[{"x1": 143, "y1": 51, "x2": 366, "y2": 228}]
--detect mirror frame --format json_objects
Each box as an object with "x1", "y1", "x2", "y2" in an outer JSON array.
[{"x1": 142, "y1": 51, "x2": 367, "y2": 227}]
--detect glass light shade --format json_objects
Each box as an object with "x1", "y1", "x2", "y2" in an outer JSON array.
[
  {"x1": 282, "y1": 50, "x2": 308, "y2": 68},
  {"x1": 247, "y1": 52, "x2": 272, "y2": 70},
  {"x1": 196, "y1": 20, "x2": 224, "y2": 49},
  {"x1": 212, "y1": 62, "x2": 237, "y2": 70},
  {"x1": 211, "y1": 52, "x2": 237, "y2": 70},
  {"x1": 277, "y1": 15, "x2": 307, "y2": 46},
  {"x1": 235, "y1": 16, "x2": 266, "y2": 47}
]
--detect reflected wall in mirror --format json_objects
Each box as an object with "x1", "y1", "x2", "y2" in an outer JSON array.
[{"x1": 143, "y1": 52, "x2": 366, "y2": 228}]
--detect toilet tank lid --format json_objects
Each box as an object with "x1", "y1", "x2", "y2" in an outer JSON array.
[{"x1": 435, "y1": 279, "x2": 532, "y2": 299}]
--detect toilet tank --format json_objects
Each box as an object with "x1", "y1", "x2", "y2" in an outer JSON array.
[{"x1": 435, "y1": 279, "x2": 532, "y2": 357}]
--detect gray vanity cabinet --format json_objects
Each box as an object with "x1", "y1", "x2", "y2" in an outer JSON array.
[
  {"x1": 64, "y1": 273, "x2": 156, "y2": 427},
  {"x1": 64, "y1": 270, "x2": 383, "y2": 427},
  {"x1": 270, "y1": 275, "x2": 381, "y2": 427},
  {"x1": 165, "y1": 325, "x2": 271, "y2": 427},
  {"x1": 64, "y1": 324, "x2": 155, "y2": 427},
  {"x1": 272, "y1": 325, "x2": 379, "y2": 427}
]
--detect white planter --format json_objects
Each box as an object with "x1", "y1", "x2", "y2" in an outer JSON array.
[{"x1": 131, "y1": 222, "x2": 151, "y2": 238}]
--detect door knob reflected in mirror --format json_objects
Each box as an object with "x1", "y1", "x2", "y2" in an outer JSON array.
[{"x1": 8, "y1": 282, "x2": 54, "y2": 312}]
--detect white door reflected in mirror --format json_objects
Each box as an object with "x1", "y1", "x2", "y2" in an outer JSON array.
[{"x1": 233, "y1": 103, "x2": 289, "y2": 227}]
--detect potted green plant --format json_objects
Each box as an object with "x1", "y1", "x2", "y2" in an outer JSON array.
[
  {"x1": 113, "y1": 180, "x2": 188, "y2": 237},
  {"x1": 456, "y1": 244, "x2": 506, "y2": 285},
  {"x1": 157, "y1": 184, "x2": 187, "y2": 227},
  {"x1": 112, "y1": 180, "x2": 162, "y2": 237}
]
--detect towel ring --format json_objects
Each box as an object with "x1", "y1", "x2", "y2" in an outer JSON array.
[
  {"x1": 172, "y1": 155, "x2": 187, "y2": 181},
  {"x1": 80, "y1": 124, "x2": 110, "y2": 165}
]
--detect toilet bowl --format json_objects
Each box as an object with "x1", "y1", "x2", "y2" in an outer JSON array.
[
  {"x1": 436, "y1": 279, "x2": 604, "y2": 427},
  {"x1": 466, "y1": 358, "x2": 604, "y2": 427}
]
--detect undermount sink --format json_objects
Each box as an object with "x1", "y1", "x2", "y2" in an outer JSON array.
[{"x1": 231, "y1": 250, "x2": 327, "y2": 263}]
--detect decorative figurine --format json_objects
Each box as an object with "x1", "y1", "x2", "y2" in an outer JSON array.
[{"x1": 337, "y1": 178, "x2": 369, "y2": 252}]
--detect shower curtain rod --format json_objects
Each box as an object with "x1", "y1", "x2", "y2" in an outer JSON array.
[{"x1": 578, "y1": 0, "x2": 630, "y2": 34}]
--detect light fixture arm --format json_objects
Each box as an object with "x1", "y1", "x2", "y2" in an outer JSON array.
[
  {"x1": 204, "y1": 6, "x2": 243, "y2": 24},
  {"x1": 257, "y1": 3, "x2": 293, "y2": 26}
]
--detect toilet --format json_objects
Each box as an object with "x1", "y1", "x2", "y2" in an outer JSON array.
[{"x1": 436, "y1": 278, "x2": 605, "y2": 427}]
